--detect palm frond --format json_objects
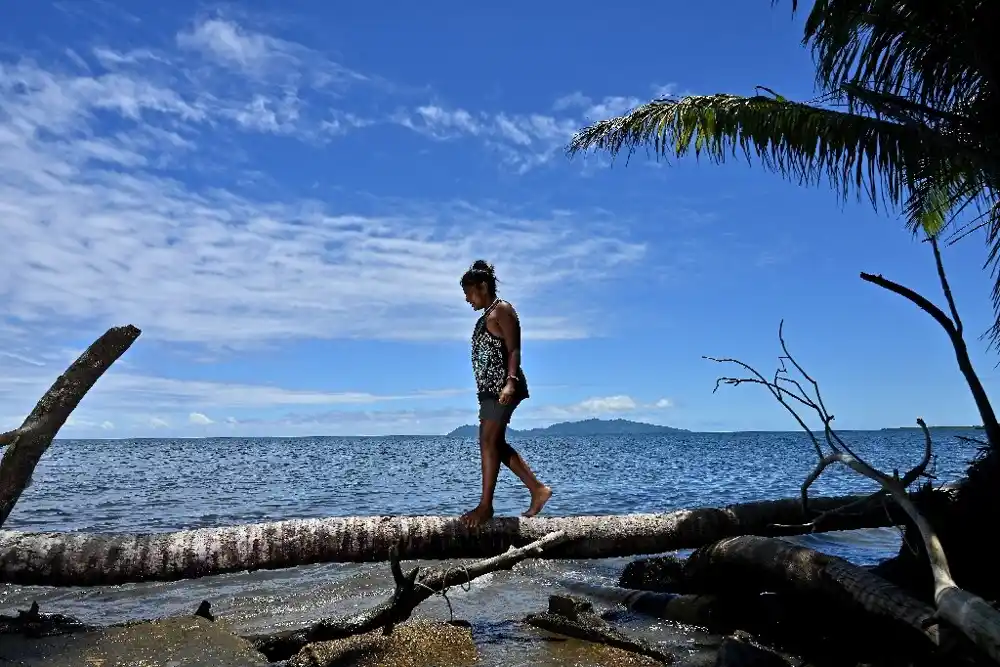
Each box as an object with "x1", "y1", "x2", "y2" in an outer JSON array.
[
  {"x1": 567, "y1": 93, "x2": 961, "y2": 211},
  {"x1": 790, "y1": 0, "x2": 997, "y2": 109}
]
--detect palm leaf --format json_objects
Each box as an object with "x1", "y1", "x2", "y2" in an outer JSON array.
[
  {"x1": 787, "y1": 0, "x2": 996, "y2": 110},
  {"x1": 567, "y1": 93, "x2": 961, "y2": 212}
]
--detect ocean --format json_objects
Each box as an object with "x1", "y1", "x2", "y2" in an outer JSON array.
[{"x1": 0, "y1": 429, "x2": 982, "y2": 665}]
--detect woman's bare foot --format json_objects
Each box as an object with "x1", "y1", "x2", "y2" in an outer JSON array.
[
  {"x1": 460, "y1": 504, "x2": 494, "y2": 528},
  {"x1": 522, "y1": 485, "x2": 553, "y2": 518}
]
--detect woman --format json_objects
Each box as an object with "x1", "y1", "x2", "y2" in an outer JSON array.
[{"x1": 459, "y1": 260, "x2": 552, "y2": 527}]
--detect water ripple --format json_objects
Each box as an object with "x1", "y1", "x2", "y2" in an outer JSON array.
[{"x1": 0, "y1": 430, "x2": 979, "y2": 664}]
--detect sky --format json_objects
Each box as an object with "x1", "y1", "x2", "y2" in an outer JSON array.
[{"x1": 0, "y1": 1, "x2": 998, "y2": 438}]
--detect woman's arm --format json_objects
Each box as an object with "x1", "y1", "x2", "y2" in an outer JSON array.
[{"x1": 495, "y1": 302, "x2": 522, "y2": 382}]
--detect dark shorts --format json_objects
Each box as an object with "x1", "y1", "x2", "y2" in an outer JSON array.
[{"x1": 479, "y1": 397, "x2": 521, "y2": 425}]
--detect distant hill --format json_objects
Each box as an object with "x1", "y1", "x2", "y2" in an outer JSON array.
[
  {"x1": 880, "y1": 425, "x2": 983, "y2": 431},
  {"x1": 445, "y1": 418, "x2": 688, "y2": 438}
]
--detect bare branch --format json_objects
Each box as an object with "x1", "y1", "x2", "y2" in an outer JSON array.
[
  {"x1": 252, "y1": 530, "x2": 572, "y2": 662},
  {"x1": 705, "y1": 354, "x2": 825, "y2": 459},
  {"x1": 0, "y1": 325, "x2": 141, "y2": 528},
  {"x1": 927, "y1": 236, "x2": 964, "y2": 335},
  {"x1": 860, "y1": 272, "x2": 957, "y2": 334},
  {"x1": 708, "y1": 324, "x2": 1000, "y2": 660},
  {"x1": 860, "y1": 259, "x2": 1000, "y2": 449}
]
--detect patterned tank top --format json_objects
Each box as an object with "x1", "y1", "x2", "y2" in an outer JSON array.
[{"x1": 470, "y1": 299, "x2": 529, "y2": 401}]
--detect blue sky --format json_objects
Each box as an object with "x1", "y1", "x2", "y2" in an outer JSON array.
[{"x1": 0, "y1": 1, "x2": 997, "y2": 437}]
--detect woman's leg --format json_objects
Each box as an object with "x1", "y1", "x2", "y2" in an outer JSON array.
[
  {"x1": 460, "y1": 417, "x2": 504, "y2": 527},
  {"x1": 497, "y1": 436, "x2": 552, "y2": 517}
]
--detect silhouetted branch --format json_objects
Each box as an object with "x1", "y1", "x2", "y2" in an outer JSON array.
[
  {"x1": 0, "y1": 325, "x2": 141, "y2": 528},
  {"x1": 251, "y1": 530, "x2": 571, "y2": 661},
  {"x1": 707, "y1": 323, "x2": 1000, "y2": 661},
  {"x1": 860, "y1": 240, "x2": 1000, "y2": 449}
]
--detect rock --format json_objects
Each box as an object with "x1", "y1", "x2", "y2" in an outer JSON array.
[
  {"x1": 534, "y1": 639, "x2": 666, "y2": 667},
  {"x1": 0, "y1": 602, "x2": 95, "y2": 638},
  {"x1": 288, "y1": 619, "x2": 477, "y2": 667},
  {"x1": 619, "y1": 555, "x2": 690, "y2": 593},
  {"x1": 526, "y1": 595, "x2": 675, "y2": 664},
  {"x1": 548, "y1": 594, "x2": 595, "y2": 618},
  {"x1": 0, "y1": 615, "x2": 267, "y2": 666},
  {"x1": 714, "y1": 632, "x2": 793, "y2": 667}
]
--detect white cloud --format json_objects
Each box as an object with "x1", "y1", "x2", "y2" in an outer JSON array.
[
  {"x1": 530, "y1": 395, "x2": 676, "y2": 421},
  {"x1": 100, "y1": 420, "x2": 114, "y2": 430},
  {"x1": 149, "y1": 417, "x2": 169, "y2": 428},
  {"x1": 575, "y1": 395, "x2": 639, "y2": 413},
  {"x1": 0, "y1": 45, "x2": 647, "y2": 349},
  {"x1": 390, "y1": 84, "x2": 679, "y2": 173},
  {"x1": 176, "y1": 19, "x2": 294, "y2": 75},
  {"x1": 552, "y1": 92, "x2": 644, "y2": 120},
  {"x1": 176, "y1": 17, "x2": 368, "y2": 88},
  {"x1": 0, "y1": 369, "x2": 465, "y2": 410},
  {"x1": 392, "y1": 104, "x2": 584, "y2": 173},
  {"x1": 188, "y1": 411, "x2": 213, "y2": 425}
]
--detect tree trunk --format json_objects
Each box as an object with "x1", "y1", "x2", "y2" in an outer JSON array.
[
  {"x1": 0, "y1": 494, "x2": 903, "y2": 586},
  {"x1": 683, "y1": 535, "x2": 939, "y2": 647},
  {"x1": 875, "y1": 465, "x2": 1000, "y2": 605},
  {"x1": 0, "y1": 325, "x2": 141, "y2": 527}
]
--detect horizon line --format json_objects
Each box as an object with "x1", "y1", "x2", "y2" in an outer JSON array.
[{"x1": 46, "y1": 423, "x2": 983, "y2": 442}]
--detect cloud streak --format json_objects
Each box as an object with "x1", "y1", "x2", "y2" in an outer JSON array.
[
  {"x1": 0, "y1": 21, "x2": 648, "y2": 350},
  {"x1": 0, "y1": 14, "x2": 695, "y2": 438}
]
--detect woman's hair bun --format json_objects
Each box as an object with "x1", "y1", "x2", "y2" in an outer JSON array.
[{"x1": 471, "y1": 259, "x2": 494, "y2": 275}]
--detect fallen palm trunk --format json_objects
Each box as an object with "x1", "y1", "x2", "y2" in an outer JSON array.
[
  {"x1": 561, "y1": 580, "x2": 920, "y2": 665},
  {"x1": 251, "y1": 531, "x2": 571, "y2": 662},
  {"x1": 0, "y1": 494, "x2": 904, "y2": 586},
  {"x1": 685, "y1": 536, "x2": 939, "y2": 646},
  {"x1": 560, "y1": 581, "x2": 741, "y2": 629},
  {"x1": 0, "y1": 325, "x2": 141, "y2": 528}
]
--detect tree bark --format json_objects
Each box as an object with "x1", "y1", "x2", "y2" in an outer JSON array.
[
  {"x1": 0, "y1": 494, "x2": 903, "y2": 586},
  {"x1": 683, "y1": 535, "x2": 939, "y2": 646},
  {"x1": 0, "y1": 325, "x2": 141, "y2": 528},
  {"x1": 560, "y1": 580, "x2": 934, "y2": 665}
]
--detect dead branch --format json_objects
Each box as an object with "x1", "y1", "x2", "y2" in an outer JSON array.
[
  {"x1": 0, "y1": 325, "x2": 141, "y2": 528},
  {"x1": 708, "y1": 323, "x2": 1000, "y2": 662},
  {"x1": 0, "y1": 601, "x2": 96, "y2": 638},
  {"x1": 524, "y1": 594, "x2": 675, "y2": 664},
  {"x1": 251, "y1": 530, "x2": 571, "y2": 662},
  {"x1": 560, "y1": 580, "x2": 740, "y2": 629},
  {"x1": 707, "y1": 320, "x2": 932, "y2": 526},
  {"x1": 860, "y1": 236, "x2": 1000, "y2": 449}
]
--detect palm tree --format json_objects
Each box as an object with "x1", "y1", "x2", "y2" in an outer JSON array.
[
  {"x1": 568, "y1": 0, "x2": 1000, "y2": 602},
  {"x1": 568, "y1": 0, "x2": 1000, "y2": 340}
]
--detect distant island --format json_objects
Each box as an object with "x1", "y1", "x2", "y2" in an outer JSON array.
[
  {"x1": 445, "y1": 418, "x2": 689, "y2": 438},
  {"x1": 880, "y1": 425, "x2": 984, "y2": 431}
]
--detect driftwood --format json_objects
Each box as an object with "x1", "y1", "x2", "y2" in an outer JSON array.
[
  {"x1": 561, "y1": 580, "x2": 746, "y2": 629},
  {"x1": 0, "y1": 493, "x2": 903, "y2": 586},
  {"x1": 0, "y1": 601, "x2": 96, "y2": 638},
  {"x1": 708, "y1": 322, "x2": 1000, "y2": 662},
  {"x1": 561, "y1": 579, "x2": 931, "y2": 665},
  {"x1": 0, "y1": 325, "x2": 141, "y2": 527},
  {"x1": 685, "y1": 535, "x2": 938, "y2": 644},
  {"x1": 524, "y1": 594, "x2": 675, "y2": 664},
  {"x1": 715, "y1": 632, "x2": 793, "y2": 667},
  {"x1": 250, "y1": 530, "x2": 571, "y2": 662}
]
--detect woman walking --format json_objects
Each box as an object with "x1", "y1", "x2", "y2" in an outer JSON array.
[{"x1": 459, "y1": 260, "x2": 552, "y2": 527}]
